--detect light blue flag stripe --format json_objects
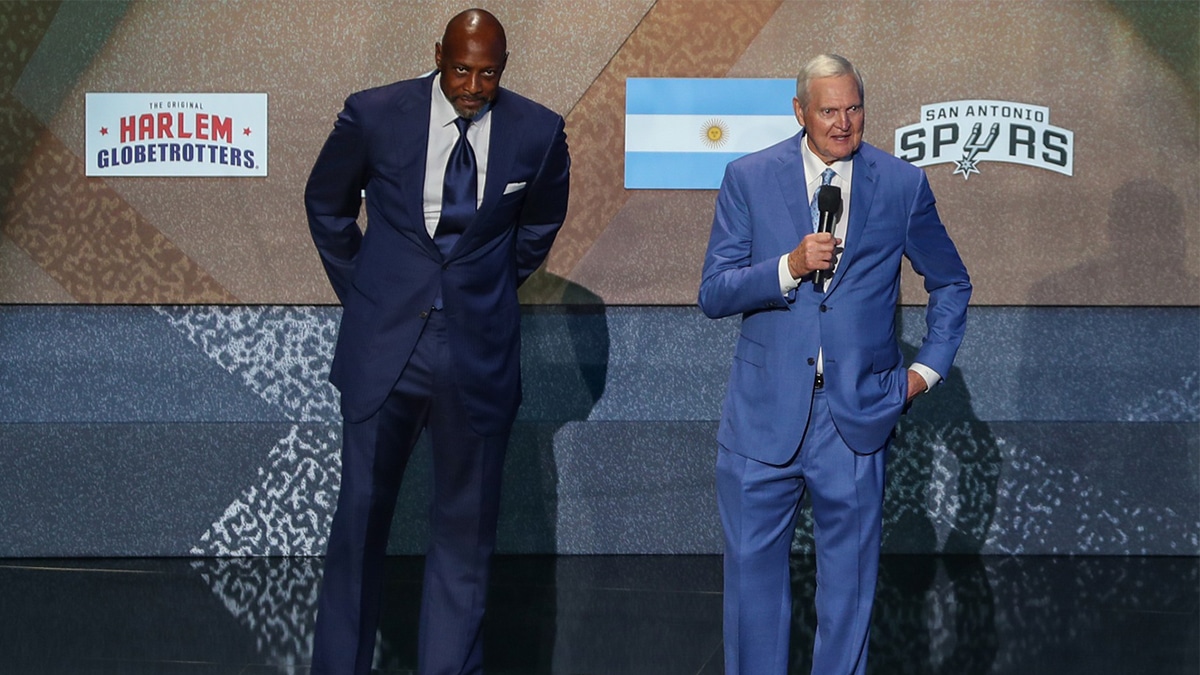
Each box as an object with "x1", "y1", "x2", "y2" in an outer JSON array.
[
  {"x1": 625, "y1": 151, "x2": 746, "y2": 189},
  {"x1": 626, "y1": 78, "x2": 795, "y2": 116}
]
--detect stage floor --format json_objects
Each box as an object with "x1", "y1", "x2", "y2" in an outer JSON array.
[{"x1": 0, "y1": 555, "x2": 1195, "y2": 674}]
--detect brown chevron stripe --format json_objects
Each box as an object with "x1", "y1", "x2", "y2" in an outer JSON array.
[
  {"x1": 0, "y1": 1, "x2": 58, "y2": 207},
  {"x1": 0, "y1": 2, "x2": 60, "y2": 91},
  {"x1": 0, "y1": 2, "x2": 236, "y2": 304},
  {"x1": 546, "y1": 0, "x2": 784, "y2": 280},
  {"x1": 2, "y1": 129, "x2": 239, "y2": 303}
]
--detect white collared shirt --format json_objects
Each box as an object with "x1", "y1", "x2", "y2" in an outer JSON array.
[
  {"x1": 423, "y1": 73, "x2": 492, "y2": 239},
  {"x1": 777, "y1": 133, "x2": 853, "y2": 295}
]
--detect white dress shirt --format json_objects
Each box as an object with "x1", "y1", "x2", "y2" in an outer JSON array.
[
  {"x1": 423, "y1": 73, "x2": 492, "y2": 239},
  {"x1": 777, "y1": 136, "x2": 852, "y2": 294}
]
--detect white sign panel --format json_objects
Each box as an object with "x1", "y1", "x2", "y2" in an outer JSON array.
[
  {"x1": 86, "y1": 93, "x2": 267, "y2": 177},
  {"x1": 894, "y1": 100, "x2": 1073, "y2": 180}
]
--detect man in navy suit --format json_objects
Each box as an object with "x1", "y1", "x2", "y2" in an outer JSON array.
[
  {"x1": 699, "y1": 54, "x2": 971, "y2": 675},
  {"x1": 304, "y1": 9, "x2": 569, "y2": 674}
]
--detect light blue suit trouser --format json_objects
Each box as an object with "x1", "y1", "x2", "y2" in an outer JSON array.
[{"x1": 716, "y1": 389, "x2": 887, "y2": 675}]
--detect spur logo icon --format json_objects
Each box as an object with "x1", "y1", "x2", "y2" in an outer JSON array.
[{"x1": 894, "y1": 100, "x2": 1073, "y2": 180}]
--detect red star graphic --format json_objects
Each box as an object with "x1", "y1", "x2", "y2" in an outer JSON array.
[
  {"x1": 243, "y1": 127, "x2": 252, "y2": 136},
  {"x1": 100, "y1": 127, "x2": 109, "y2": 136}
]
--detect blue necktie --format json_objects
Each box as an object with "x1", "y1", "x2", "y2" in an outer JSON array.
[
  {"x1": 435, "y1": 117, "x2": 477, "y2": 255},
  {"x1": 810, "y1": 168, "x2": 835, "y2": 232}
]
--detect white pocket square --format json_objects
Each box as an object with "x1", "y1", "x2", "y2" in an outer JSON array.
[{"x1": 503, "y1": 181, "x2": 527, "y2": 195}]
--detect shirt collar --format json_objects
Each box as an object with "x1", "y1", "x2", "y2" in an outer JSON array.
[{"x1": 800, "y1": 130, "x2": 853, "y2": 186}]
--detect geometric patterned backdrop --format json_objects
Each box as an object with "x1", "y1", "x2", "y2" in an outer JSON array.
[
  {"x1": 2, "y1": 1, "x2": 1197, "y2": 305},
  {"x1": 2, "y1": 1, "x2": 1196, "y2": 553},
  {"x1": 2, "y1": 305, "x2": 1196, "y2": 557},
  {"x1": 1, "y1": 4, "x2": 1195, "y2": 668}
]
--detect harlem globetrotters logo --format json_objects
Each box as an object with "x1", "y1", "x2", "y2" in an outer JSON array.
[
  {"x1": 86, "y1": 93, "x2": 268, "y2": 177},
  {"x1": 894, "y1": 100, "x2": 1073, "y2": 180}
]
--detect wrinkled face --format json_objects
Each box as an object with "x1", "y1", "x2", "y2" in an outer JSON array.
[
  {"x1": 435, "y1": 32, "x2": 506, "y2": 119},
  {"x1": 794, "y1": 74, "x2": 864, "y2": 164}
]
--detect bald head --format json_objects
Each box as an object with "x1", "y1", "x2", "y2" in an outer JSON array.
[
  {"x1": 441, "y1": 8, "x2": 507, "y2": 53},
  {"x1": 435, "y1": 8, "x2": 508, "y2": 119}
]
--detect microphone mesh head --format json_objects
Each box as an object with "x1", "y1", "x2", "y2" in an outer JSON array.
[{"x1": 818, "y1": 185, "x2": 842, "y2": 212}]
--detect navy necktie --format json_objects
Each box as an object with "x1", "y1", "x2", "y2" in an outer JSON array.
[{"x1": 435, "y1": 116, "x2": 477, "y2": 255}]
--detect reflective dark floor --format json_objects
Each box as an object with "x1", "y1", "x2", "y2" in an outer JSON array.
[{"x1": 0, "y1": 555, "x2": 1195, "y2": 675}]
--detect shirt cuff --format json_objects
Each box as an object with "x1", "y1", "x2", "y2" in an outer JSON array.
[
  {"x1": 909, "y1": 362, "x2": 942, "y2": 391},
  {"x1": 779, "y1": 254, "x2": 801, "y2": 295}
]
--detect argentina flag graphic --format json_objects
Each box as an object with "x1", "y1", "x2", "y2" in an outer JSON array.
[{"x1": 624, "y1": 78, "x2": 800, "y2": 189}]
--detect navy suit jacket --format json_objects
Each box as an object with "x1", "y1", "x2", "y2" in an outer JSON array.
[
  {"x1": 699, "y1": 133, "x2": 970, "y2": 462},
  {"x1": 305, "y1": 74, "x2": 570, "y2": 432}
]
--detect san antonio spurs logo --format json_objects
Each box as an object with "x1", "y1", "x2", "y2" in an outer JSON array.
[{"x1": 894, "y1": 100, "x2": 1074, "y2": 180}]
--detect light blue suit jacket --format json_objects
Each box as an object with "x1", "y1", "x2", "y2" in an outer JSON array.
[{"x1": 699, "y1": 132, "x2": 971, "y2": 462}]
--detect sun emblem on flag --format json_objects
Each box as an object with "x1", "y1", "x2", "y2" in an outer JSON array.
[{"x1": 701, "y1": 119, "x2": 729, "y2": 148}]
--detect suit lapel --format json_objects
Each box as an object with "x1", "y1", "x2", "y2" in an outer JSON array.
[
  {"x1": 827, "y1": 147, "x2": 878, "y2": 295},
  {"x1": 479, "y1": 93, "x2": 517, "y2": 216},
  {"x1": 774, "y1": 134, "x2": 811, "y2": 244},
  {"x1": 396, "y1": 76, "x2": 439, "y2": 258}
]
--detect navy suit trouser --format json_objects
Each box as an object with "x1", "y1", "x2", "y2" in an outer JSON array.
[
  {"x1": 717, "y1": 389, "x2": 887, "y2": 675},
  {"x1": 311, "y1": 309, "x2": 510, "y2": 675}
]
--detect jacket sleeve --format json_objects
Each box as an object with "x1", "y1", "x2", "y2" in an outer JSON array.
[
  {"x1": 904, "y1": 171, "x2": 972, "y2": 376},
  {"x1": 304, "y1": 93, "x2": 368, "y2": 303},
  {"x1": 514, "y1": 115, "x2": 570, "y2": 285},
  {"x1": 698, "y1": 162, "x2": 792, "y2": 319}
]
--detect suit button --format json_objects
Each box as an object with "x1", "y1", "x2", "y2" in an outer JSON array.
[
  {"x1": 807, "y1": 357, "x2": 815, "y2": 366},
  {"x1": 419, "y1": 310, "x2": 429, "y2": 319},
  {"x1": 820, "y1": 304, "x2": 828, "y2": 312}
]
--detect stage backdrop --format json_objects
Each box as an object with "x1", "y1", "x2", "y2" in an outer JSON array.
[
  {"x1": 0, "y1": 0, "x2": 1195, "y2": 305},
  {"x1": 0, "y1": 0, "x2": 1196, "y2": 559}
]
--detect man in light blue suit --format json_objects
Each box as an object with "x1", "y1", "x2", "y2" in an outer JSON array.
[
  {"x1": 305, "y1": 9, "x2": 569, "y2": 675},
  {"x1": 699, "y1": 54, "x2": 971, "y2": 675}
]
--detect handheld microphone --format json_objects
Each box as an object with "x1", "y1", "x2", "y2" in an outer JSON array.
[{"x1": 814, "y1": 184, "x2": 842, "y2": 290}]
